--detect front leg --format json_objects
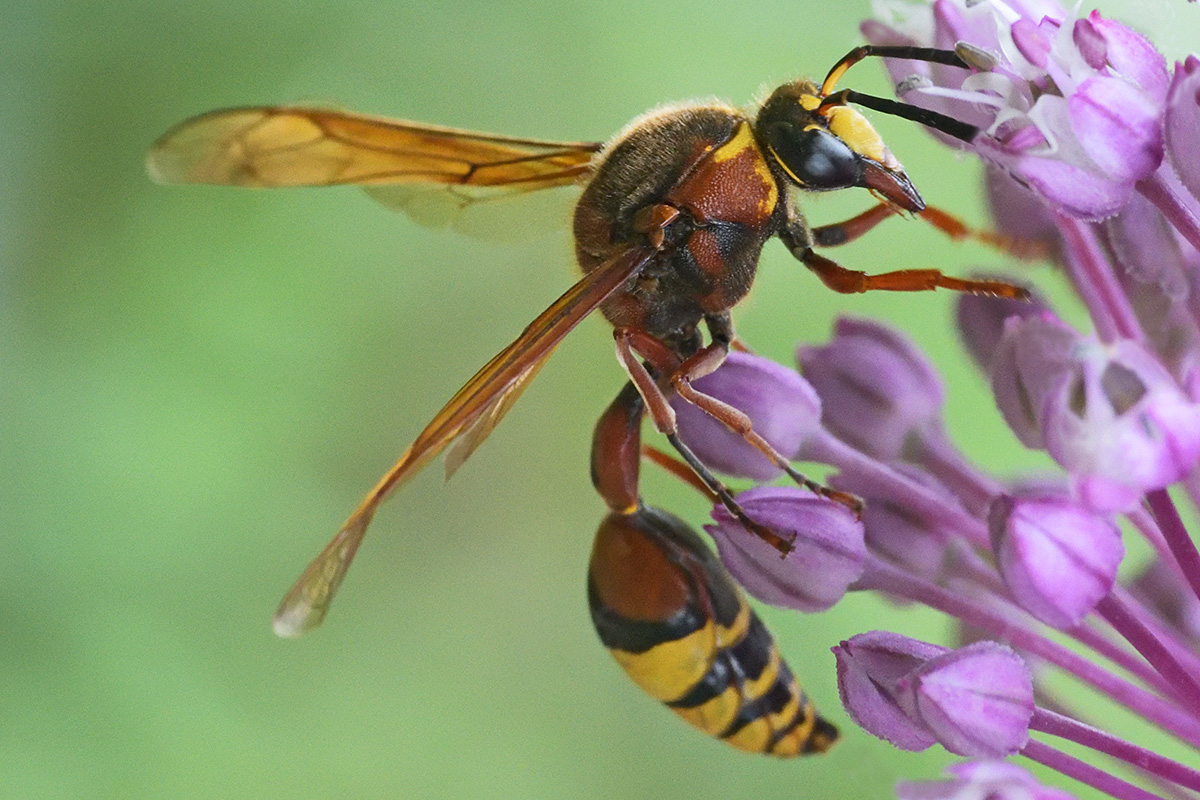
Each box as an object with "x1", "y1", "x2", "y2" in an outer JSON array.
[{"x1": 779, "y1": 211, "x2": 1030, "y2": 299}]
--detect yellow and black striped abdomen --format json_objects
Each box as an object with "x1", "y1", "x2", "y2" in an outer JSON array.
[{"x1": 588, "y1": 505, "x2": 837, "y2": 757}]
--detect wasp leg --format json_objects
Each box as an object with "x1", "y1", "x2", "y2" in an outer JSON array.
[
  {"x1": 797, "y1": 247, "x2": 1030, "y2": 297},
  {"x1": 809, "y1": 203, "x2": 899, "y2": 248},
  {"x1": 612, "y1": 328, "x2": 794, "y2": 554},
  {"x1": 782, "y1": 212, "x2": 1030, "y2": 299},
  {"x1": 671, "y1": 375, "x2": 863, "y2": 515},
  {"x1": 809, "y1": 202, "x2": 1047, "y2": 261},
  {"x1": 916, "y1": 206, "x2": 1051, "y2": 261}
]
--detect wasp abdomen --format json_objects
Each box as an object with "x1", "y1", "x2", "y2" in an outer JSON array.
[{"x1": 588, "y1": 506, "x2": 837, "y2": 756}]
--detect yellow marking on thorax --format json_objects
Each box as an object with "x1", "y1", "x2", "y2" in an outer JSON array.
[{"x1": 710, "y1": 122, "x2": 778, "y2": 216}]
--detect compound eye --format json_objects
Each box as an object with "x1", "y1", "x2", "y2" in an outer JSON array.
[{"x1": 764, "y1": 122, "x2": 860, "y2": 190}]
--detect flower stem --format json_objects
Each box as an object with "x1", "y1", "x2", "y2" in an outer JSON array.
[
  {"x1": 1096, "y1": 592, "x2": 1200, "y2": 712},
  {"x1": 1111, "y1": 583, "x2": 1200, "y2": 683},
  {"x1": 1055, "y1": 214, "x2": 1144, "y2": 344},
  {"x1": 910, "y1": 430, "x2": 999, "y2": 517},
  {"x1": 814, "y1": 431, "x2": 1200, "y2": 701},
  {"x1": 1127, "y1": 507, "x2": 1178, "y2": 567},
  {"x1": 1145, "y1": 489, "x2": 1200, "y2": 607},
  {"x1": 1031, "y1": 707, "x2": 1200, "y2": 792},
  {"x1": 860, "y1": 557, "x2": 1200, "y2": 748},
  {"x1": 1021, "y1": 739, "x2": 1167, "y2": 800},
  {"x1": 951, "y1": 553, "x2": 1179, "y2": 697},
  {"x1": 1138, "y1": 170, "x2": 1200, "y2": 260},
  {"x1": 804, "y1": 432, "x2": 990, "y2": 549}
]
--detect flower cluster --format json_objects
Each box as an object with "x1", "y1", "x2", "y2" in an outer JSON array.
[{"x1": 665, "y1": 1, "x2": 1200, "y2": 798}]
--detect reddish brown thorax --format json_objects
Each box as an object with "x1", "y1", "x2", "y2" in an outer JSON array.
[{"x1": 574, "y1": 103, "x2": 780, "y2": 349}]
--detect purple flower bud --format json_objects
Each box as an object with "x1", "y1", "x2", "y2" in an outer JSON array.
[
  {"x1": 899, "y1": 642, "x2": 1035, "y2": 758},
  {"x1": 1129, "y1": 558, "x2": 1200, "y2": 645},
  {"x1": 987, "y1": 493, "x2": 1124, "y2": 628},
  {"x1": 706, "y1": 487, "x2": 865, "y2": 612},
  {"x1": 829, "y1": 467, "x2": 958, "y2": 582},
  {"x1": 1069, "y1": 75, "x2": 1163, "y2": 184},
  {"x1": 672, "y1": 351, "x2": 821, "y2": 481},
  {"x1": 988, "y1": 312, "x2": 1200, "y2": 507},
  {"x1": 798, "y1": 318, "x2": 944, "y2": 461},
  {"x1": 1103, "y1": 191, "x2": 1195, "y2": 304},
  {"x1": 898, "y1": 761, "x2": 1079, "y2": 800},
  {"x1": 833, "y1": 631, "x2": 948, "y2": 751},
  {"x1": 956, "y1": 275, "x2": 1051, "y2": 375},
  {"x1": 1040, "y1": 339, "x2": 1200, "y2": 511},
  {"x1": 989, "y1": 314, "x2": 1084, "y2": 449},
  {"x1": 984, "y1": 165, "x2": 1060, "y2": 246},
  {"x1": 1165, "y1": 56, "x2": 1200, "y2": 206},
  {"x1": 1102, "y1": 191, "x2": 1200, "y2": 376}
]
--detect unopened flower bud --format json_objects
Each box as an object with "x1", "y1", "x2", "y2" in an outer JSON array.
[
  {"x1": 899, "y1": 642, "x2": 1034, "y2": 758},
  {"x1": 988, "y1": 493, "x2": 1123, "y2": 629},
  {"x1": 798, "y1": 318, "x2": 944, "y2": 461},
  {"x1": 706, "y1": 487, "x2": 864, "y2": 612},
  {"x1": 898, "y1": 761, "x2": 1079, "y2": 800},
  {"x1": 829, "y1": 467, "x2": 958, "y2": 582},
  {"x1": 1166, "y1": 56, "x2": 1200, "y2": 205},
  {"x1": 1103, "y1": 191, "x2": 1200, "y2": 377},
  {"x1": 989, "y1": 314, "x2": 1083, "y2": 449},
  {"x1": 984, "y1": 165, "x2": 1060, "y2": 249},
  {"x1": 956, "y1": 276, "x2": 1050, "y2": 375},
  {"x1": 673, "y1": 351, "x2": 821, "y2": 481},
  {"x1": 833, "y1": 631, "x2": 948, "y2": 751}
]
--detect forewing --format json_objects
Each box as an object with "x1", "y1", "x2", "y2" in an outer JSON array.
[
  {"x1": 147, "y1": 106, "x2": 601, "y2": 188},
  {"x1": 272, "y1": 245, "x2": 654, "y2": 637}
]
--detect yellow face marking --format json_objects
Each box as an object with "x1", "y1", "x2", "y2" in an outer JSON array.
[
  {"x1": 826, "y1": 106, "x2": 887, "y2": 164},
  {"x1": 610, "y1": 621, "x2": 716, "y2": 701},
  {"x1": 709, "y1": 122, "x2": 779, "y2": 216},
  {"x1": 767, "y1": 143, "x2": 803, "y2": 186},
  {"x1": 798, "y1": 94, "x2": 821, "y2": 112}
]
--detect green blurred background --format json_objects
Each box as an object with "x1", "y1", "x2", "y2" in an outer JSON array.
[{"x1": 5, "y1": 1, "x2": 1197, "y2": 798}]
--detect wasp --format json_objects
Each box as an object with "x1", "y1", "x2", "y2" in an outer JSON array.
[{"x1": 148, "y1": 44, "x2": 1027, "y2": 756}]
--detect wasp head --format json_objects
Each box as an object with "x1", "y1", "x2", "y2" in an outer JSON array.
[{"x1": 755, "y1": 81, "x2": 924, "y2": 212}]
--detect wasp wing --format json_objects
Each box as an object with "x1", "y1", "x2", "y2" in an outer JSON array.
[
  {"x1": 272, "y1": 245, "x2": 654, "y2": 637},
  {"x1": 147, "y1": 106, "x2": 601, "y2": 228}
]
